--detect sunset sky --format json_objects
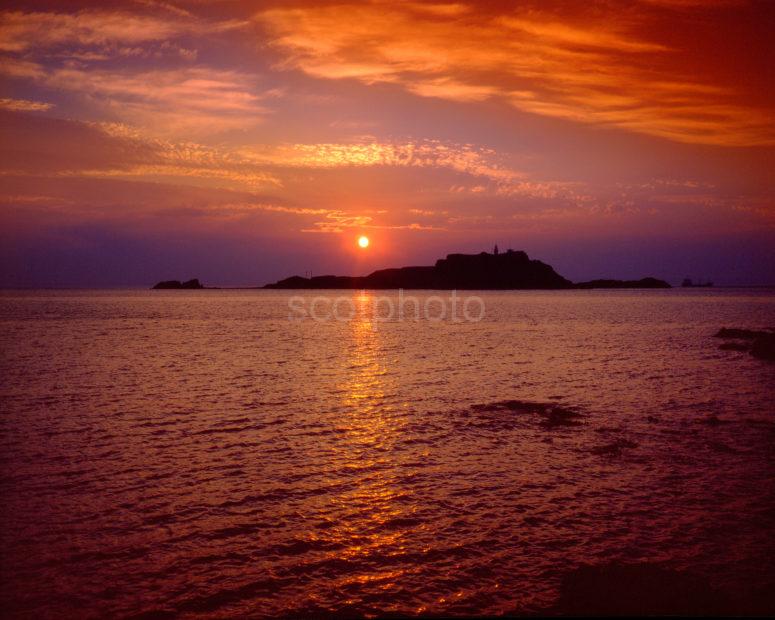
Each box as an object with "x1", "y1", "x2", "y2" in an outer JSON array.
[{"x1": 1, "y1": 0, "x2": 773, "y2": 286}]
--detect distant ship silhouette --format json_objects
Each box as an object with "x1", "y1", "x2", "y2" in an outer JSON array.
[{"x1": 681, "y1": 278, "x2": 714, "y2": 288}]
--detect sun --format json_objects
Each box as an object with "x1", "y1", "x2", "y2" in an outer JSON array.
[{"x1": 358, "y1": 235, "x2": 369, "y2": 248}]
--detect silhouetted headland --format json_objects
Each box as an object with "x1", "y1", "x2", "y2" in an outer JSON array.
[
  {"x1": 152, "y1": 278, "x2": 205, "y2": 290},
  {"x1": 262, "y1": 250, "x2": 671, "y2": 290}
]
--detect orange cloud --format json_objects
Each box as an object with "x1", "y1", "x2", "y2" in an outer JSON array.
[
  {"x1": 257, "y1": 2, "x2": 774, "y2": 146},
  {"x1": 234, "y1": 140, "x2": 524, "y2": 184},
  {"x1": 0, "y1": 97, "x2": 53, "y2": 111},
  {"x1": 0, "y1": 9, "x2": 245, "y2": 52},
  {"x1": 301, "y1": 211, "x2": 445, "y2": 233},
  {"x1": 0, "y1": 109, "x2": 528, "y2": 197},
  {"x1": 0, "y1": 60, "x2": 276, "y2": 135}
]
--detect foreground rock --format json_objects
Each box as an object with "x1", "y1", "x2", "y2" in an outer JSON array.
[
  {"x1": 264, "y1": 249, "x2": 669, "y2": 290},
  {"x1": 152, "y1": 279, "x2": 204, "y2": 290},
  {"x1": 714, "y1": 327, "x2": 775, "y2": 362}
]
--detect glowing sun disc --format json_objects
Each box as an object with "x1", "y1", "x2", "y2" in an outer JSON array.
[{"x1": 358, "y1": 235, "x2": 369, "y2": 248}]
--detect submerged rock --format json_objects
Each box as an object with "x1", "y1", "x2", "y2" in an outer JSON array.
[
  {"x1": 541, "y1": 406, "x2": 584, "y2": 429},
  {"x1": 470, "y1": 400, "x2": 583, "y2": 429},
  {"x1": 591, "y1": 438, "x2": 638, "y2": 456}
]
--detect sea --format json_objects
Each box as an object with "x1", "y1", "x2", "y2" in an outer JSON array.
[{"x1": 1, "y1": 288, "x2": 773, "y2": 617}]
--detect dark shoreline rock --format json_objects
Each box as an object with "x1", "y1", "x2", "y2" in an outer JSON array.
[
  {"x1": 152, "y1": 279, "x2": 204, "y2": 290},
  {"x1": 714, "y1": 327, "x2": 775, "y2": 362},
  {"x1": 264, "y1": 250, "x2": 670, "y2": 290}
]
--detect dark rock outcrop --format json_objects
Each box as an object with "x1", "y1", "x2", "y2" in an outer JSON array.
[
  {"x1": 264, "y1": 250, "x2": 669, "y2": 290},
  {"x1": 714, "y1": 327, "x2": 775, "y2": 362},
  {"x1": 714, "y1": 327, "x2": 767, "y2": 339},
  {"x1": 152, "y1": 279, "x2": 204, "y2": 290}
]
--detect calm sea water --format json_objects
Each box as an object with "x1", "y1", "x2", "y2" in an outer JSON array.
[{"x1": 1, "y1": 289, "x2": 774, "y2": 617}]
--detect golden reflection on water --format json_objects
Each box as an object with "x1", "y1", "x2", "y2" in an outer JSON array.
[
  {"x1": 341, "y1": 292, "x2": 386, "y2": 417},
  {"x1": 323, "y1": 292, "x2": 417, "y2": 604}
]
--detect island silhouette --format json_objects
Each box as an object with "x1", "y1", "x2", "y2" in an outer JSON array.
[
  {"x1": 152, "y1": 278, "x2": 204, "y2": 290},
  {"x1": 153, "y1": 249, "x2": 671, "y2": 290},
  {"x1": 262, "y1": 249, "x2": 670, "y2": 290}
]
